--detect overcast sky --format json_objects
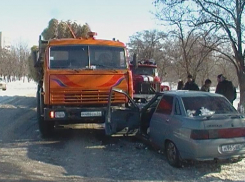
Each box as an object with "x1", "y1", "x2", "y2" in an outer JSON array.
[{"x1": 0, "y1": 0, "x2": 162, "y2": 48}]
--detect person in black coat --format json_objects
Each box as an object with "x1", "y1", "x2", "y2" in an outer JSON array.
[
  {"x1": 177, "y1": 80, "x2": 184, "y2": 90},
  {"x1": 183, "y1": 74, "x2": 199, "y2": 91},
  {"x1": 201, "y1": 79, "x2": 212, "y2": 92},
  {"x1": 215, "y1": 74, "x2": 236, "y2": 104}
]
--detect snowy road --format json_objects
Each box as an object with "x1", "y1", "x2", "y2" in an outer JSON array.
[{"x1": 0, "y1": 81, "x2": 244, "y2": 182}]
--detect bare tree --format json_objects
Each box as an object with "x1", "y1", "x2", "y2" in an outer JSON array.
[
  {"x1": 154, "y1": 0, "x2": 245, "y2": 106},
  {"x1": 127, "y1": 30, "x2": 166, "y2": 59},
  {"x1": 127, "y1": 30, "x2": 172, "y2": 80},
  {"x1": 0, "y1": 42, "x2": 30, "y2": 82}
]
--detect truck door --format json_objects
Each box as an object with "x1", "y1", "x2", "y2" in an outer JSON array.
[{"x1": 105, "y1": 87, "x2": 141, "y2": 135}]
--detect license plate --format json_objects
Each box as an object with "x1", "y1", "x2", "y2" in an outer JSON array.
[
  {"x1": 81, "y1": 111, "x2": 102, "y2": 117},
  {"x1": 221, "y1": 144, "x2": 243, "y2": 152}
]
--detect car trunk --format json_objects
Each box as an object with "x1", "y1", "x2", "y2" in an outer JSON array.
[
  {"x1": 202, "y1": 114, "x2": 245, "y2": 129},
  {"x1": 195, "y1": 114, "x2": 245, "y2": 139}
]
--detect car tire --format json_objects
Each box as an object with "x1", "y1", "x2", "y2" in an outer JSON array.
[
  {"x1": 2, "y1": 88, "x2": 6, "y2": 91},
  {"x1": 165, "y1": 141, "x2": 182, "y2": 168},
  {"x1": 37, "y1": 86, "x2": 54, "y2": 138}
]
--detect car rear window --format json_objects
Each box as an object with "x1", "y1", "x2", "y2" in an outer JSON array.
[{"x1": 182, "y1": 96, "x2": 236, "y2": 117}]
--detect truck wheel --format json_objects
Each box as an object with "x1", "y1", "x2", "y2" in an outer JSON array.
[
  {"x1": 37, "y1": 86, "x2": 54, "y2": 138},
  {"x1": 165, "y1": 141, "x2": 182, "y2": 168}
]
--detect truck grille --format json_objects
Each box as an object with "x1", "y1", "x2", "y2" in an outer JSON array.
[
  {"x1": 135, "y1": 83, "x2": 160, "y2": 94},
  {"x1": 50, "y1": 90, "x2": 126, "y2": 105}
]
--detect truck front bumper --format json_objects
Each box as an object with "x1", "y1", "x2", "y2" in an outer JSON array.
[{"x1": 44, "y1": 107, "x2": 106, "y2": 124}]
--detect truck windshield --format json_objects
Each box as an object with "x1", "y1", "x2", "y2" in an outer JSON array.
[
  {"x1": 49, "y1": 45, "x2": 126, "y2": 69},
  {"x1": 132, "y1": 67, "x2": 157, "y2": 76}
]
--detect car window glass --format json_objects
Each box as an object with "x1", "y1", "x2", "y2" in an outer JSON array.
[
  {"x1": 182, "y1": 96, "x2": 236, "y2": 117},
  {"x1": 156, "y1": 95, "x2": 173, "y2": 115},
  {"x1": 149, "y1": 95, "x2": 162, "y2": 108},
  {"x1": 174, "y1": 99, "x2": 181, "y2": 115}
]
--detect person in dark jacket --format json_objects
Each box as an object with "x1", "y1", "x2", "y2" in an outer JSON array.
[
  {"x1": 183, "y1": 74, "x2": 199, "y2": 91},
  {"x1": 215, "y1": 74, "x2": 236, "y2": 104},
  {"x1": 201, "y1": 79, "x2": 212, "y2": 92},
  {"x1": 177, "y1": 80, "x2": 184, "y2": 90}
]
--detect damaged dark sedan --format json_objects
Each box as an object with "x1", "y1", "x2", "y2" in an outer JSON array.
[{"x1": 105, "y1": 88, "x2": 245, "y2": 167}]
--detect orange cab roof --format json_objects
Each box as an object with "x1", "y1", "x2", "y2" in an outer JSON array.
[{"x1": 48, "y1": 38, "x2": 126, "y2": 47}]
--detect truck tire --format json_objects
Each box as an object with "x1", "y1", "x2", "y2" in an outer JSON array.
[{"x1": 37, "y1": 86, "x2": 54, "y2": 138}]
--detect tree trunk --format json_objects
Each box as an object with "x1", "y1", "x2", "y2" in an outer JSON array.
[{"x1": 237, "y1": 71, "x2": 245, "y2": 111}]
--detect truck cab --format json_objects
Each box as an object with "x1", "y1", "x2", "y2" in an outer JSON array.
[
  {"x1": 130, "y1": 58, "x2": 169, "y2": 103},
  {"x1": 33, "y1": 32, "x2": 133, "y2": 137}
]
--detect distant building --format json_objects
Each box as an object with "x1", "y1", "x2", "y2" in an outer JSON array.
[
  {"x1": 0, "y1": 31, "x2": 11, "y2": 49},
  {"x1": 0, "y1": 32, "x2": 3, "y2": 49}
]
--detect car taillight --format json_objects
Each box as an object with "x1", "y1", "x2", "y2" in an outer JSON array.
[
  {"x1": 216, "y1": 128, "x2": 245, "y2": 138},
  {"x1": 190, "y1": 130, "x2": 209, "y2": 140},
  {"x1": 191, "y1": 128, "x2": 245, "y2": 140}
]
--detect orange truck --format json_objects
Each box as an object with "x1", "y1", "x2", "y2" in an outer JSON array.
[{"x1": 32, "y1": 32, "x2": 133, "y2": 137}]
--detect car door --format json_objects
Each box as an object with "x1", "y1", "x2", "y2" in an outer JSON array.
[
  {"x1": 140, "y1": 93, "x2": 163, "y2": 135},
  {"x1": 150, "y1": 95, "x2": 174, "y2": 147},
  {"x1": 105, "y1": 87, "x2": 141, "y2": 135}
]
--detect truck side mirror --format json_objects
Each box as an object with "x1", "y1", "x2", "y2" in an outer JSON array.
[{"x1": 132, "y1": 53, "x2": 138, "y2": 68}]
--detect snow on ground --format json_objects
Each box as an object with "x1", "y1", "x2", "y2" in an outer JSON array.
[
  {"x1": 0, "y1": 81, "x2": 241, "y2": 109},
  {"x1": 0, "y1": 80, "x2": 37, "y2": 97}
]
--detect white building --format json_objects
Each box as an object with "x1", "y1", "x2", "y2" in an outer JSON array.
[{"x1": 0, "y1": 31, "x2": 11, "y2": 49}]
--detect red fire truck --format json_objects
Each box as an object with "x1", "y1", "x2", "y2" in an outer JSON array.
[{"x1": 130, "y1": 56, "x2": 169, "y2": 103}]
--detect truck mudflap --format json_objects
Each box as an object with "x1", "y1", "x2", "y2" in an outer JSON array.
[{"x1": 105, "y1": 87, "x2": 141, "y2": 135}]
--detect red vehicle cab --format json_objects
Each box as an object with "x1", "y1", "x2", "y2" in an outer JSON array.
[{"x1": 130, "y1": 57, "x2": 169, "y2": 102}]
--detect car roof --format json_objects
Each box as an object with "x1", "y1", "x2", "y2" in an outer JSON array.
[{"x1": 162, "y1": 90, "x2": 224, "y2": 98}]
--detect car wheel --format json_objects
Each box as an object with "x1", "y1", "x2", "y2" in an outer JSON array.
[
  {"x1": 165, "y1": 141, "x2": 182, "y2": 168},
  {"x1": 2, "y1": 88, "x2": 6, "y2": 91},
  {"x1": 37, "y1": 86, "x2": 54, "y2": 138}
]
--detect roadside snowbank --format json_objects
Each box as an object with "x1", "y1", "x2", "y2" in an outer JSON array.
[
  {"x1": 0, "y1": 81, "x2": 37, "y2": 97},
  {"x1": 0, "y1": 81, "x2": 240, "y2": 109}
]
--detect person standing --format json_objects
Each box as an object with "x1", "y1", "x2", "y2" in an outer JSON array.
[
  {"x1": 183, "y1": 74, "x2": 199, "y2": 91},
  {"x1": 177, "y1": 80, "x2": 184, "y2": 90},
  {"x1": 215, "y1": 74, "x2": 236, "y2": 104},
  {"x1": 201, "y1": 79, "x2": 212, "y2": 92}
]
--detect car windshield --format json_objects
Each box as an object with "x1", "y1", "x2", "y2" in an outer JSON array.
[
  {"x1": 49, "y1": 45, "x2": 126, "y2": 69},
  {"x1": 182, "y1": 96, "x2": 237, "y2": 117},
  {"x1": 131, "y1": 67, "x2": 156, "y2": 75}
]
